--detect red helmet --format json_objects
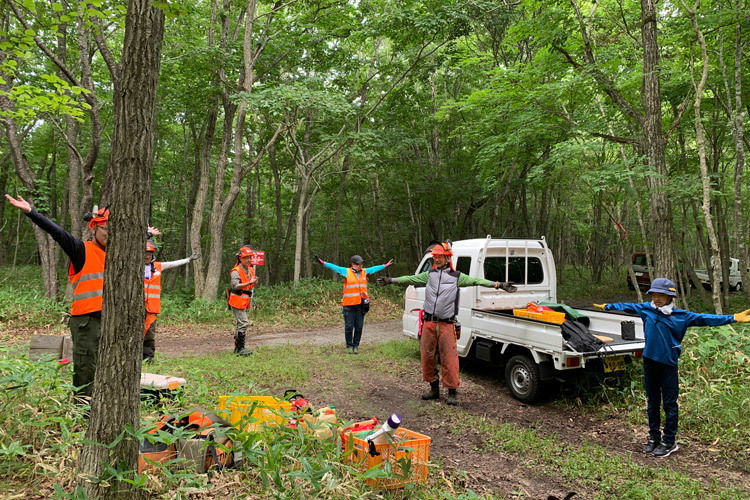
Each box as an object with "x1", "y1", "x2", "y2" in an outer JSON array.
[
  {"x1": 431, "y1": 241, "x2": 453, "y2": 257},
  {"x1": 88, "y1": 206, "x2": 109, "y2": 229},
  {"x1": 145, "y1": 241, "x2": 157, "y2": 253}
]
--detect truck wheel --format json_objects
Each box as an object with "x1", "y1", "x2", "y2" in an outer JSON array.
[
  {"x1": 504, "y1": 354, "x2": 541, "y2": 404},
  {"x1": 734, "y1": 282, "x2": 742, "y2": 292}
]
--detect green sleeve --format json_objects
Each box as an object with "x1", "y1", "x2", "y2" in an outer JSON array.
[
  {"x1": 457, "y1": 273, "x2": 495, "y2": 288},
  {"x1": 396, "y1": 272, "x2": 429, "y2": 286}
]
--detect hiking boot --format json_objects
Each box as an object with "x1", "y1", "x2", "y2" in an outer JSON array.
[
  {"x1": 652, "y1": 442, "x2": 678, "y2": 457},
  {"x1": 642, "y1": 438, "x2": 660, "y2": 454},
  {"x1": 446, "y1": 389, "x2": 458, "y2": 406},
  {"x1": 421, "y1": 381, "x2": 440, "y2": 400},
  {"x1": 347, "y1": 347, "x2": 354, "y2": 354},
  {"x1": 235, "y1": 348, "x2": 253, "y2": 357},
  {"x1": 353, "y1": 346, "x2": 359, "y2": 354}
]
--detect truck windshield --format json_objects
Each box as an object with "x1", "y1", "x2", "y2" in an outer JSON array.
[{"x1": 484, "y1": 257, "x2": 544, "y2": 284}]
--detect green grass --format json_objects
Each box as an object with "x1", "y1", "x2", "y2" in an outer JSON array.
[
  {"x1": 446, "y1": 410, "x2": 746, "y2": 500},
  {"x1": 2, "y1": 264, "x2": 749, "y2": 498}
]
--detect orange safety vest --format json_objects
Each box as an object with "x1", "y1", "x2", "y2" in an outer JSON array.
[
  {"x1": 145, "y1": 262, "x2": 162, "y2": 314},
  {"x1": 342, "y1": 268, "x2": 368, "y2": 306},
  {"x1": 68, "y1": 241, "x2": 105, "y2": 316},
  {"x1": 228, "y1": 264, "x2": 254, "y2": 310}
]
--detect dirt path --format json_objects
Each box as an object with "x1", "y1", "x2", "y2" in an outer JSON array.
[
  {"x1": 154, "y1": 319, "x2": 748, "y2": 499},
  {"x1": 155, "y1": 319, "x2": 403, "y2": 355}
]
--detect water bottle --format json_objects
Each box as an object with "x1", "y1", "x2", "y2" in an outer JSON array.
[{"x1": 365, "y1": 413, "x2": 401, "y2": 444}]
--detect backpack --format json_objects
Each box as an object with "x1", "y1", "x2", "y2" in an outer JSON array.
[
  {"x1": 561, "y1": 320, "x2": 604, "y2": 353},
  {"x1": 139, "y1": 409, "x2": 236, "y2": 474}
]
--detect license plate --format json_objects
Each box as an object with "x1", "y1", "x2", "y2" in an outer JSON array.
[
  {"x1": 635, "y1": 272, "x2": 643, "y2": 276},
  {"x1": 603, "y1": 356, "x2": 626, "y2": 373}
]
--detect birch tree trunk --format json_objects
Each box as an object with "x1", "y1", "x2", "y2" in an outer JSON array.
[{"x1": 680, "y1": 0, "x2": 722, "y2": 312}]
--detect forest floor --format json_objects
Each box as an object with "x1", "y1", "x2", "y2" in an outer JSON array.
[
  {"x1": 150, "y1": 316, "x2": 747, "y2": 500},
  {"x1": 6, "y1": 291, "x2": 746, "y2": 499}
]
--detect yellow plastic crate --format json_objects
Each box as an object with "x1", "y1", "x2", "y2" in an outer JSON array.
[
  {"x1": 217, "y1": 395, "x2": 293, "y2": 431},
  {"x1": 512, "y1": 308, "x2": 566, "y2": 324},
  {"x1": 345, "y1": 427, "x2": 431, "y2": 489}
]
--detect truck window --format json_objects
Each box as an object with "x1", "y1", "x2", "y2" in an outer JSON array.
[
  {"x1": 418, "y1": 258, "x2": 433, "y2": 274},
  {"x1": 456, "y1": 257, "x2": 471, "y2": 275},
  {"x1": 484, "y1": 257, "x2": 544, "y2": 284}
]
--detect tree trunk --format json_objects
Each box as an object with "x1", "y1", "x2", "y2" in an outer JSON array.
[
  {"x1": 77, "y1": 3, "x2": 164, "y2": 499},
  {"x1": 729, "y1": 3, "x2": 748, "y2": 300},
  {"x1": 641, "y1": 0, "x2": 675, "y2": 281},
  {"x1": 681, "y1": 0, "x2": 722, "y2": 312}
]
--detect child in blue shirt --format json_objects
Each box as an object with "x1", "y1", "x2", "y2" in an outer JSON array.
[
  {"x1": 595, "y1": 278, "x2": 750, "y2": 457},
  {"x1": 315, "y1": 254, "x2": 393, "y2": 354}
]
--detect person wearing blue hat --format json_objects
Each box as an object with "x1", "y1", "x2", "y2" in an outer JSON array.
[{"x1": 595, "y1": 277, "x2": 750, "y2": 457}]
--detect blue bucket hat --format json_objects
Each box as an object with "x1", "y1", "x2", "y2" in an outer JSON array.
[{"x1": 647, "y1": 278, "x2": 677, "y2": 297}]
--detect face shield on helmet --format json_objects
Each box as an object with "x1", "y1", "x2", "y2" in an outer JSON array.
[
  {"x1": 145, "y1": 241, "x2": 157, "y2": 263},
  {"x1": 431, "y1": 241, "x2": 453, "y2": 257},
  {"x1": 87, "y1": 206, "x2": 110, "y2": 229},
  {"x1": 236, "y1": 245, "x2": 255, "y2": 264}
]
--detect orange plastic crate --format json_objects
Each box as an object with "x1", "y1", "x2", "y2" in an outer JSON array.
[
  {"x1": 512, "y1": 308, "x2": 566, "y2": 324},
  {"x1": 344, "y1": 427, "x2": 431, "y2": 489}
]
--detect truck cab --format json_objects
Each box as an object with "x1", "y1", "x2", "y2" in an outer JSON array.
[{"x1": 695, "y1": 257, "x2": 743, "y2": 292}]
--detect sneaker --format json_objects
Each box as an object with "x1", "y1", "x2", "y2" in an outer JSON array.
[
  {"x1": 652, "y1": 442, "x2": 678, "y2": 457},
  {"x1": 235, "y1": 348, "x2": 253, "y2": 357},
  {"x1": 642, "y1": 438, "x2": 660, "y2": 454},
  {"x1": 347, "y1": 347, "x2": 354, "y2": 354},
  {"x1": 353, "y1": 347, "x2": 359, "y2": 354},
  {"x1": 143, "y1": 356, "x2": 155, "y2": 365}
]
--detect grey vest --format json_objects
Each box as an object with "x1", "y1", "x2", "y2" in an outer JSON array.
[{"x1": 424, "y1": 267, "x2": 461, "y2": 319}]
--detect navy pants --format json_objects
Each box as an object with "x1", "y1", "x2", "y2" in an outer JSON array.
[
  {"x1": 643, "y1": 357, "x2": 679, "y2": 445},
  {"x1": 342, "y1": 304, "x2": 365, "y2": 348}
]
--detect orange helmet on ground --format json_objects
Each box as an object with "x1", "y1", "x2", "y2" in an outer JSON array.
[
  {"x1": 87, "y1": 206, "x2": 110, "y2": 229},
  {"x1": 431, "y1": 241, "x2": 453, "y2": 257}
]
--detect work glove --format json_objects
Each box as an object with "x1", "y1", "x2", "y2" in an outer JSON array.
[
  {"x1": 377, "y1": 277, "x2": 397, "y2": 286},
  {"x1": 733, "y1": 309, "x2": 750, "y2": 323},
  {"x1": 593, "y1": 304, "x2": 607, "y2": 311},
  {"x1": 190, "y1": 253, "x2": 201, "y2": 261},
  {"x1": 314, "y1": 254, "x2": 325, "y2": 266},
  {"x1": 385, "y1": 258, "x2": 394, "y2": 268},
  {"x1": 495, "y1": 281, "x2": 517, "y2": 293}
]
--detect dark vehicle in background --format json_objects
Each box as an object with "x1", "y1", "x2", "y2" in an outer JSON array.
[
  {"x1": 626, "y1": 253, "x2": 692, "y2": 291},
  {"x1": 626, "y1": 253, "x2": 653, "y2": 291}
]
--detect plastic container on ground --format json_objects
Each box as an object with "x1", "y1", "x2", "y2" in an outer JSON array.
[
  {"x1": 217, "y1": 395, "x2": 293, "y2": 431},
  {"x1": 344, "y1": 427, "x2": 431, "y2": 489}
]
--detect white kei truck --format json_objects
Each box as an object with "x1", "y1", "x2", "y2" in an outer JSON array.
[{"x1": 401, "y1": 236, "x2": 647, "y2": 403}]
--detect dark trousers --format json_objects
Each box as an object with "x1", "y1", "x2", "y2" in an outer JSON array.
[
  {"x1": 68, "y1": 313, "x2": 101, "y2": 398},
  {"x1": 342, "y1": 305, "x2": 365, "y2": 348},
  {"x1": 643, "y1": 357, "x2": 679, "y2": 445},
  {"x1": 143, "y1": 320, "x2": 156, "y2": 360}
]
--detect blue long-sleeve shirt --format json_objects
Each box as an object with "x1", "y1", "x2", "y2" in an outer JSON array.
[
  {"x1": 604, "y1": 302, "x2": 735, "y2": 366},
  {"x1": 322, "y1": 262, "x2": 386, "y2": 278}
]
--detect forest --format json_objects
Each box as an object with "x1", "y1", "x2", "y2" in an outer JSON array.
[{"x1": 1, "y1": 0, "x2": 748, "y2": 312}]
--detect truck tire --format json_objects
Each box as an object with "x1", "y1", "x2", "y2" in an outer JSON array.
[
  {"x1": 734, "y1": 282, "x2": 742, "y2": 292},
  {"x1": 504, "y1": 354, "x2": 542, "y2": 404}
]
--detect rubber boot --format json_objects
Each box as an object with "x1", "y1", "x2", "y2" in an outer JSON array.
[
  {"x1": 234, "y1": 333, "x2": 252, "y2": 356},
  {"x1": 421, "y1": 380, "x2": 440, "y2": 400},
  {"x1": 446, "y1": 388, "x2": 458, "y2": 406}
]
